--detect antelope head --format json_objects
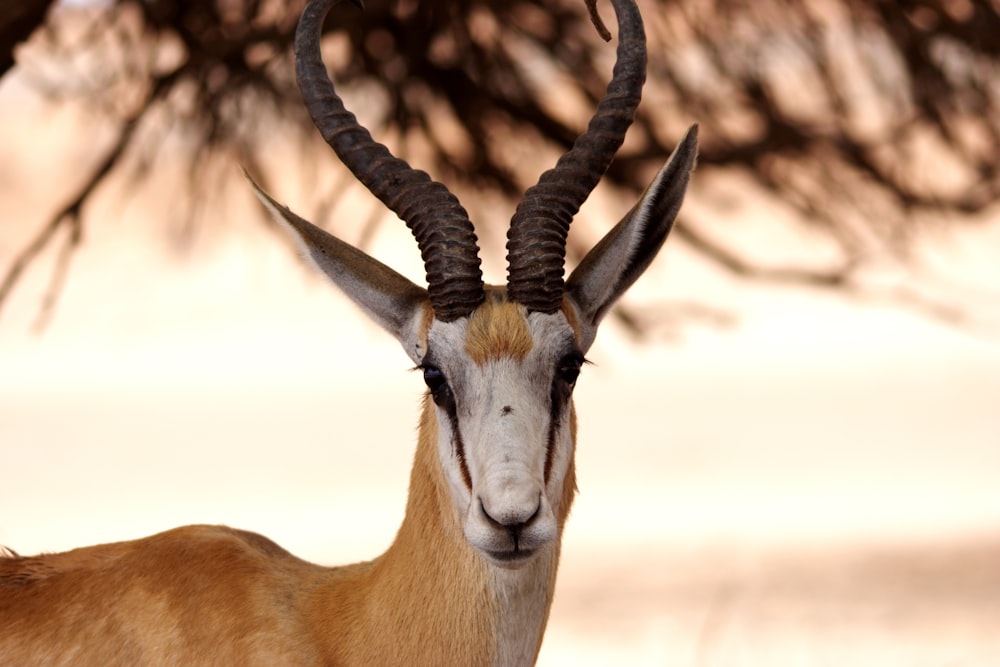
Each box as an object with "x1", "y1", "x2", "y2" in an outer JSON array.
[{"x1": 247, "y1": 0, "x2": 697, "y2": 568}]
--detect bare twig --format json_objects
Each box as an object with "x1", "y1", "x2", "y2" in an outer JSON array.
[
  {"x1": 674, "y1": 219, "x2": 853, "y2": 287},
  {"x1": 0, "y1": 69, "x2": 175, "y2": 323},
  {"x1": 3, "y1": 0, "x2": 999, "y2": 331}
]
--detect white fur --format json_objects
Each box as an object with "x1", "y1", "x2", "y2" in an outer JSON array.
[
  {"x1": 425, "y1": 312, "x2": 576, "y2": 566},
  {"x1": 491, "y1": 546, "x2": 559, "y2": 666}
]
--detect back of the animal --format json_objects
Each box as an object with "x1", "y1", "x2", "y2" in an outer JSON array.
[{"x1": 0, "y1": 526, "x2": 330, "y2": 665}]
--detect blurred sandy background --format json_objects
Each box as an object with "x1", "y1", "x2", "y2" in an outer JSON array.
[{"x1": 3, "y1": 58, "x2": 1000, "y2": 664}]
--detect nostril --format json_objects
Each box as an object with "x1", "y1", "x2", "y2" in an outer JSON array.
[
  {"x1": 478, "y1": 498, "x2": 502, "y2": 528},
  {"x1": 522, "y1": 500, "x2": 541, "y2": 528},
  {"x1": 478, "y1": 496, "x2": 542, "y2": 532}
]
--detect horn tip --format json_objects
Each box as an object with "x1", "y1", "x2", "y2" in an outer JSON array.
[{"x1": 585, "y1": 0, "x2": 612, "y2": 42}]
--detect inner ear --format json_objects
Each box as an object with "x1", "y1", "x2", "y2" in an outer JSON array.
[{"x1": 565, "y1": 124, "x2": 698, "y2": 349}]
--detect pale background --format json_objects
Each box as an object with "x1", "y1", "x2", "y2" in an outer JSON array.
[{"x1": 2, "y1": 65, "x2": 1000, "y2": 664}]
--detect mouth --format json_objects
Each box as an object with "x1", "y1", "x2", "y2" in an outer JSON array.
[{"x1": 483, "y1": 547, "x2": 537, "y2": 566}]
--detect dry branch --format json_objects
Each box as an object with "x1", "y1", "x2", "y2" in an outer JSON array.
[{"x1": 1, "y1": 0, "x2": 998, "y2": 328}]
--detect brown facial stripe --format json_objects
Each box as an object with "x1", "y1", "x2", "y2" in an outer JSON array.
[
  {"x1": 454, "y1": 429, "x2": 473, "y2": 491},
  {"x1": 545, "y1": 369, "x2": 572, "y2": 483},
  {"x1": 544, "y1": 410, "x2": 559, "y2": 484},
  {"x1": 421, "y1": 345, "x2": 472, "y2": 492},
  {"x1": 443, "y1": 400, "x2": 473, "y2": 491},
  {"x1": 464, "y1": 296, "x2": 533, "y2": 366}
]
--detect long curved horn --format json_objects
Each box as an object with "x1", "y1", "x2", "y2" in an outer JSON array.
[
  {"x1": 506, "y1": 0, "x2": 645, "y2": 313},
  {"x1": 296, "y1": 0, "x2": 484, "y2": 322}
]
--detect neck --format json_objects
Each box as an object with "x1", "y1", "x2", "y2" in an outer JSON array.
[{"x1": 310, "y1": 396, "x2": 575, "y2": 666}]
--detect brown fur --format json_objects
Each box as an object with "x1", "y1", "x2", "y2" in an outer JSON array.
[
  {"x1": 465, "y1": 290, "x2": 534, "y2": 365},
  {"x1": 0, "y1": 292, "x2": 584, "y2": 665},
  {"x1": 560, "y1": 296, "x2": 582, "y2": 342},
  {"x1": 0, "y1": 526, "x2": 323, "y2": 664},
  {"x1": 303, "y1": 396, "x2": 497, "y2": 666},
  {"x1": 417, "y1": 300, "x2": 436, "y2": 354},
  {"x1": 0, "y1": 390, "x2": 576, "y2": 666}
]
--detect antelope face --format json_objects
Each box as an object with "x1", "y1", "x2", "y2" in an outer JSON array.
[{"x1": 419, "y1": 293, "x2": 580, "y2": 566}]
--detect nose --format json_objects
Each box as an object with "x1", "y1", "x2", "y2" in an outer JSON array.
[{"x1": 479, "y1": 495, "x2": 541, "y2": 544}]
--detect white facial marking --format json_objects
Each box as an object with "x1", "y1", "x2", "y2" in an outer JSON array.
[{"x1": 423, "y1": 308, "x2": 578, "y2": 568}]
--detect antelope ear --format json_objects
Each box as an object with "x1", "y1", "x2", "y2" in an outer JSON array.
[
  {"x1": 565, "y1": 125, "x2": 698, "y2": 351},
  {"x1": 245, "y1": 171, "x2": 431, "y2": 364}
]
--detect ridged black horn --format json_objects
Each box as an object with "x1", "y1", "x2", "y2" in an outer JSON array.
[
  {"x1": 296, "y1": 0, "x2": 484, "y2": 321},
  {"x1": 506, "y1": 0, "x2": 645, "y2": 313}
]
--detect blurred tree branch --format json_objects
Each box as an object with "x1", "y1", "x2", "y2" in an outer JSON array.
[
  {"x1": 1, "y1": 0, "x2": 998, "y2": 332},
  {"x1": 0, "y1": 0, "x2": 56, "y2": 78}
]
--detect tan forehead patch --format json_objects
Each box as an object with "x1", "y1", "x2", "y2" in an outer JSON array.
[{"x1": 464, "y1": 297, "x2": 533, "y2": 365}]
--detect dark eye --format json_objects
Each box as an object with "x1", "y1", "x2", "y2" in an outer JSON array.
[
  {"x1": 421, "y1": 366, "x2": 453, "y2": 408},
  {"x1": 422, "y1": 366, "x2": 448, "y2": 393},
  {"x1": 422, "y1": 365, "x2": 455, "y2": 410},
  {"x1": 557, "y1": 355, "x2": 584, "y2": 386}
]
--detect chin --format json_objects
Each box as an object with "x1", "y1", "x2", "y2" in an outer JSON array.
[{"x1": 482, "y1": 548, "x2": 539, "y2": 569}]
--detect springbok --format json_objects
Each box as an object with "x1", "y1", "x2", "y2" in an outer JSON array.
[{"x1": 1, "y1": 0, "x2": 696, "y2": 663}]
